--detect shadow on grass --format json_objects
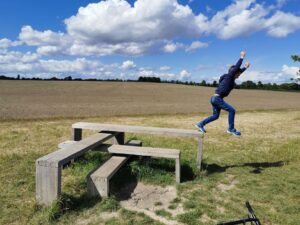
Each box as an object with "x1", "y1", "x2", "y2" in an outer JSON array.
[
  {"x1": 111, "y1": 158, "x2": 196, "y2": 201},
  {"x1": 202, "y1": 161, "x2": 286, "y2": 175},
  {"x1": 60, "y1": 192, "x2": 100, "y2": 213},
  {"x1": 181, "y1": 163, "x2": 196, "y2": 182},
  {"x1": 46, "y1": 192, "x2": 101, "y2": 222},
  {"x1": 130, "y1": 157, "x2": 196, "y2": 183},
  {"x1": 111, "y1": 160, "x2": 139, "y2": 201}
]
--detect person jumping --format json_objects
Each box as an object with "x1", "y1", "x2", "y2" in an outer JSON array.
[{"x1": 195, "y1": 51, "x2": 251, "y2": 136}]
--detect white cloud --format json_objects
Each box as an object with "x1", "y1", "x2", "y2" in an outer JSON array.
[
  {"x1": 138, "y1": 69, "x2": 157, "y2": 77},
  {"x1": 0, "y1": 51, "x2": 39, "y2": 64},
  {"x1": 137, "y1": 69, "x2": 175, "y2": 80},
  {"x1": 282, "y1": 64, "x2": 299, "y2": 77},
  {"x1": 239, "y1": 65, "x2": 299, "y2": 83},
  {"x1": 0, "y1": 39, "x2": 12, "y2": 49},
  {"x1": 160, "y1": 66, "x2": 171, "y2": 71},
  {"x1": 18, "y1": 25, "x2": 72, "y2": 56},
  {"x1": 163, "y1": 42, "x2": 178, "y2": 53},
  {"x1": 204, "y1": 0, "x2": 300, "y2": 39},
  {"x1": 179, "y1": 69, "x2": 191, "y2": 80},
  {"x1": 39, "y1": 58, "x2": 101, "y2": 73},
  {"x1": 19, "y1": 26, "x2": 69, "y2": 46},
  {"x1": 65, "y1": 0, "x2": 201, "y2": 44},
  {"x1": 6, "y1": 0, "x2": 300, "y2": 58},
  {"x1": 137, "y1": 68, "x2": 200, "y2": 81},
  {"x1": 0, "y1": 38, "x2": 21, "y2": 49},
  {"x1": 64, "y1": 0, "x2": 299, "y2": 43},
  {"x1": 120, "y1": 60, "x2": 136, "y2": 70},
  {"x1": 67, "y1": 40, "x2": 161, "y2": 56},
  {"x1": 0, "y1": 49, "x2": 109, "y2": 77},
  {"x1": 60, "y1": 0, "x2": 205, "y2": 56},
  {"x1": 239, "y1": 70, "x2": 283, "y2": 83},
  {"x1": 207, "y1": 0, "x2": 268, "y2": 39},
  {"x1": 20, "y1": 27, "x2": 160, "y2": 56},
  {"x1": 0, "y1": 62, "x2": 34, "y2": 73},
  {"x1": 266, "y1": 11, "x2": 300, "y2": 38},
  {"x1": 186, "y1": 41, "x2": 209, "y2": 52},
  {"x1": 276, "y1": 0, "x2": 287, "y2": 8}
]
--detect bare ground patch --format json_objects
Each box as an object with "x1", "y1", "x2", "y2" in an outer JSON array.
[
  {"x1": 116, "y1": 182, "x2": 184, "y2": 225},
  {"x1": 217, "y1": 175, "x2": 239, "y2": 192}
]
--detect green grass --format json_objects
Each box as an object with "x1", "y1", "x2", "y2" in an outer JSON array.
[
  {"x1": 0, "y1": 110, "x2": 299, "y2": 225},
  {"x1": 155, "y1": 209, "x2": 172, "y2": 219}
]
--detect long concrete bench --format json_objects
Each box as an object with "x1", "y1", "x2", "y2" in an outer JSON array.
[
  {"x1": 87, "y1": 140, "x2": 142, "y2": 198},
  {"x1": 36, "y1": 132, "x2": 118, "y2": 206},
  {"x1": 72, "y1": 122, "x2": 203, "y2": 169},
  {"x1": 72, "y1": 122, "x2": 200, "y2": 138}
]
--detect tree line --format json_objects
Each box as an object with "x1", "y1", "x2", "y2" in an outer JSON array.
[
  {"x1": 140, "y1": 77, "x2": 300, "y2": 92},
  {"x1": 1, "y1": 55, "x2": 299, "y2": 92},
  {"x1": 1, "y1": 74, "x2": 299, "y2": 91}
]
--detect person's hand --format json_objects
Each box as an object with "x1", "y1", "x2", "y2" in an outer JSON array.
[
  {"x1": 240, "y1": 51, "x2": 246, "y2": 58},
  {"x1": 245, "y1": 61, "x2": 251, "y2": 68}
]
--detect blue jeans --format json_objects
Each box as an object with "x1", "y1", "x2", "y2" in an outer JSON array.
[{"x1": 200, "y1": 96, "x2": 236, "y2": 130}]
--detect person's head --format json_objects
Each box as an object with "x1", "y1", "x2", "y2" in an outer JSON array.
[{"x1": 228, "y1": 65, "x2": 243, "y2": 79}]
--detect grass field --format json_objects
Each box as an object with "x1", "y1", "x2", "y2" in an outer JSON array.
[
  {"x1": 0, "y1": 81, "x2": 299, "y2": 225},
  {"x1": 0, "y1": 110, "x2": 299, "y2": 225},
  {"x1": 0, "y1": 80, "x2": 300, "y2": 120}
]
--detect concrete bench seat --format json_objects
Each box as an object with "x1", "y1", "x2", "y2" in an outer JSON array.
[
  {"x1": 94, "y1": 144, "x2": 181, "y2": 183},
  {"x1": 87, "y1": 140, "x2": 142, "y2": 198},
  {"x1": 58, "y1": 140, "x2": 77, "y2": 149},
  {"x1": 36, "y1": 132, "x2": 118, "y2": 206}
]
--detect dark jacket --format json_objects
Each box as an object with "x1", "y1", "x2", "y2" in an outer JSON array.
[{"x1": 215, "y1": 58, "x2": 246, "y2": 98}]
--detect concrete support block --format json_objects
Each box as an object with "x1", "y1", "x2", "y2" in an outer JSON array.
[
  {"x1": 175, "y1": 156, "x2": 181, "y2": 183},
  {"x1": 87, "y1": 176, "x2": 109, "y2": 198},
  {"x1": 72, "y1": 128, "x2": 82, "y2": 141},
  {"x1": 112, "y1": 132, "x2": 125, "y2": 145},
  {"x1": 36, "y1": 161, "x2": 61, "y2": 206}
]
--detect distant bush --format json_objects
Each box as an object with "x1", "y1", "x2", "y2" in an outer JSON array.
[
  {"x1": 138, "y1": 76, "x2": 161, "y2": 83},
  {"x1": 0, "y1": 75, "x2": 15, "y2": 80}
]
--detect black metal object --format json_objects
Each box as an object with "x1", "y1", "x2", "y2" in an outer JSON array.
[{"x1": 217, "y1": 201, "x2": 262, "y2": 225}]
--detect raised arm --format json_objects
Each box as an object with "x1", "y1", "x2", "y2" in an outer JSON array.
[
  {"x1": 229, "y1": 51, "x2": 246, "y2": 75},
  {"x1": 241, "y1": 61, "x2": 251, "y2": 73}
]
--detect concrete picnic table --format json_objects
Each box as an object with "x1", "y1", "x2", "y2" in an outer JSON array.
[{"x1": 36, "y1": 122, "x2": 204, "y2": 206}]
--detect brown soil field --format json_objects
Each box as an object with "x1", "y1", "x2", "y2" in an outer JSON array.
[{"x1": 0, "y1": 80, "x2": 299, "y2": 120}]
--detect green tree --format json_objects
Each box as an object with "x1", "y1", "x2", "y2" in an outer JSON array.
[
  {"x1": 240, "y1": 80, "x2": 257, "y2": 89},
  {"x1": 291, "y1": 55, "x2": 300, "y2": 82},
  {"x1": 64, "y1": 76, "x2": 72, "y2": 81},
  {"x1": 200, "y1": 80, "x2": 206, "y2": 86},
  {"x1": 257, "y1": 81, "x2": 263, "y2": 89},
  {"x1": 212, "y1": 80, "x2": 218, "y2": 87},
  {"x1": 138, "y1": 76, "x2": 161, "y2": 83}
]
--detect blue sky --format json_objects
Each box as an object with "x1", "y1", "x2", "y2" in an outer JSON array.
[{"x1": 0, "y1": 0, "x2": 300, "y2": 83}]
